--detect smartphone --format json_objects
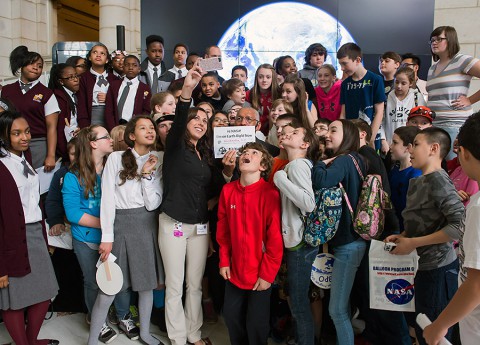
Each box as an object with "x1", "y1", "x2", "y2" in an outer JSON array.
[{"x1": 199, "y1": 57, "x2": 223, "y2": 72}]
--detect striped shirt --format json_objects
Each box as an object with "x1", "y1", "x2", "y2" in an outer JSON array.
[{"x1": 427, "y1": 53, "x2": 479, "y2": 125}]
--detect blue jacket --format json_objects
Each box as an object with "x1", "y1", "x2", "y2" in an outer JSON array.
[{"x1": 62, "y1": 172, "x2": 102, "y2": 244}]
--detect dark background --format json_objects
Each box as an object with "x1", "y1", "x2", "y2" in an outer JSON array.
[{"x1": 141, "y1": 0, "x2": 435, "y2": 80}]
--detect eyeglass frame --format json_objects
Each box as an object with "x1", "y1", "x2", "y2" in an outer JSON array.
[
  {"x1": 234, "y1": 115, "x2": 258, "y2": 125},
  {"x1": 60, "y1": 74, "x2": 81, "y2": 81},
  {"x1": 213, "y1": 118, "x2": 229, "y2": 124},
  {"x1": 93, "y1": 134, "x2": 112, "y2": 141},
  {"x1": 429, "y1": 37, "x2": 447, "y2": 45}
]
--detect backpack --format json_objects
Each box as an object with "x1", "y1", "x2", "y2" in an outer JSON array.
[
  {"x1": 302, "y1": 160, "x2": 346, "y2": 246},
  {"x1": 303, "y1": 186, "x2": 345, "y2": 246},
  {"x1": 346, "y1": 154, "x2": 392, "y2": 240}
]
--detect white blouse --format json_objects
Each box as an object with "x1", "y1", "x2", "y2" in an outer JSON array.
[
  {"x1": 100, "y1": 149, "x2": 163, "y2": 242},
  {"x1": 0, "y1": 150, "x2": 42, "y2": 224}
]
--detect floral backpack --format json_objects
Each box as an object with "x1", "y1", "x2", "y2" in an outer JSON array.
[
  {"x1": 302, "y1": 160, "x2": 347, "y2": 246},
  {"x1": 345, "y1": 154, "x2": 393, "y2": 240}
]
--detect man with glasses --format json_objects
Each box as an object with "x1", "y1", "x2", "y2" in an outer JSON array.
[
  {"x1": 401, "y1": 53, "x2": 428, "y2": 101},
  {"x1": 234, "y1": 108, "x2": 279, "y2": 157}
]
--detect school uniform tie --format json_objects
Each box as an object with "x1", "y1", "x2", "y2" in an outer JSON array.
[
  {"x1": 177, "y1": 69, "x2": 182, "y2": 79},
  {"x1": 20, "y1": 81, "x2": 32, "y2": 93},
  {"x1": 22, "y1": 159, "x2": 35, "y2": 178},
  {"x1": 97, "y1": 75, "x2": 108, "y2": 87},
  {"x1": 152, "y1": 67, "x2": 159, "y2": 93},
  {"x1": 117, "y1": 81, "x2": 132, "y2": 118},
  {"x1": 72, "y1": 93, "x2": 78, "y2": 115}
]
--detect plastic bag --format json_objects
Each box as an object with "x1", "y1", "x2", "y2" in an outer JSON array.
[{"x1": 369, "y1": 240, "x2": 419, "y2": 312}]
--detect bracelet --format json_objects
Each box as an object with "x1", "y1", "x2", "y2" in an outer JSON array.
[
  {"x1": 179, "y1": 95, "x2": 191, "y2": 102},
  {"x1": 141, "y1": 170, "x2": 152, "y2": 175}
]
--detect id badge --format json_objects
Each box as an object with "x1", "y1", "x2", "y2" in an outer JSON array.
[
  {"x1": 196, "y1": 224, "x2": 207, "y2": 235},
  {"x1": 173, "y1": 222, "x2": 183, "y2": 237}
]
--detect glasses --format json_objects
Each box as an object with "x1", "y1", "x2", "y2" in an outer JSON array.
[
  {"x1": 429, "y1": 37, "x2": 447, "y2": 45},
  {"x1": 93, "y1": 134, "x2": 111, "y2": 141},
  {"x1": 213, "y1": 118, "x2": 229, "y2": 124},
  {"x1": 401, "y1": 63, "x2": 416, "y2": 68},
  {"x1": 60, "y1": 75, "x2": 80, "y2": 81},
  {"x1": 314, "y1": 125, "x2": 328, "y2": 132},
  {"x1": 235, "y1": 116, "x2": 258, "y2": 125}
]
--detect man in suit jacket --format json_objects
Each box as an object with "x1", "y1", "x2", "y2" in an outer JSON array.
[
  {"x1": 139, "y1": 34, "x2": 174, "y2": 94},
  {"x1": 104, "y1": 55, "x2": 152, "y2": 131}
]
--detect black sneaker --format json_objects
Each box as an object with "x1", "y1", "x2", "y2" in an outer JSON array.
[
  {"x1": 108, "y1": 305, "x2": 119, "y2": 325},
  {"x1": 98, "y1": 323, "x2": 118, "y2": 344},
  {"x1": 118, "y1": 313, "x2": 140, "y2": 340}
]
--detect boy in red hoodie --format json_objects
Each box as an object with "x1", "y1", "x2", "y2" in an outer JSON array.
[{"x1": 217, "y1": 142, "x2": 283, "y2": 345}]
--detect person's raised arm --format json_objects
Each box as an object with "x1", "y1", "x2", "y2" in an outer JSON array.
[{"x1": 166, "y1": 62, "x2": 205, "y2": 148}]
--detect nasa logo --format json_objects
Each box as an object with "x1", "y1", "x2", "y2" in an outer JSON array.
[{"x1": 384, "y1": 279, "x2": 414, "y2": 305}]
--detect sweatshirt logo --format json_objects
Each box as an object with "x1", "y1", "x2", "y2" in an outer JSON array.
[
  {"x1": 33, "y1": 94, "x2": 43, "y2": 103},
  {"x1": 230, "y1": 204, "x2": 236, "y2": 209}
]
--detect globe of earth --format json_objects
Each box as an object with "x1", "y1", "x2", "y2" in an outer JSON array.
[{"x1": 217, "y1": 2, "x2": 356, "y2": 88}]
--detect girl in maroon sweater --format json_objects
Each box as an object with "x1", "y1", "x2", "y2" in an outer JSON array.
[
  {"x1": 48, "y1": 63, "x2": 81, "y2": 162},
  {"x1": 0, "y1": 111, "x2": 59, "y2": 345},
  {"x1": 1, "y1": 46, "x2": 60, "y2": 170}
]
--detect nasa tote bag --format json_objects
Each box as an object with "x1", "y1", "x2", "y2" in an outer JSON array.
[{"x1": 368, "y1": 240, "x2": 419, "y2": 312}]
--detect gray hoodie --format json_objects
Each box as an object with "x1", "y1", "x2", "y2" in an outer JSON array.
[{"x1": 274, "y1": 158, "x2": 315, "y2": 248}]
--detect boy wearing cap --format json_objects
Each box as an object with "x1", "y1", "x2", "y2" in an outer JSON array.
[
  {"x1": 153, "y1": 114, "x2": 174, "y2": 152},
  {"x1": 406, "y1": 105, "x2": 435, "y2": 130}
]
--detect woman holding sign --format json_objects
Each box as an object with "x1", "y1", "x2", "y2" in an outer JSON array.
[{"x1": 158, "y1": 62, "x2": 214, "y2": 345}]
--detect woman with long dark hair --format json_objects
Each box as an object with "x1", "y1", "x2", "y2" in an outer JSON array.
[
  {"x1": 0, "y1": 111, "x2": 59, "y2": 345},
  {"x1": 158, "y1": 62, "x2": 213, "y2": 345},
  {"x1": 311, "y1": 119, "x2": 367, "y2": 345}
]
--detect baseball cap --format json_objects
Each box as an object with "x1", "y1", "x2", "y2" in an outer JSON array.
[
  {"x1": 407, "y1": 106, "x2": 436, "y2": 123},
  {"x1": 153, "y1": 114, "x2": 175, "y2": 125}
]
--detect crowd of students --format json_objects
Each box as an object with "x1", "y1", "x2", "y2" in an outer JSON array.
[{"x1": 1, "y1": 24, "x2": 480, "y2": 345}]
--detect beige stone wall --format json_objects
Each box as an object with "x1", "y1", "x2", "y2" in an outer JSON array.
[
  {"x1": 99, "y1": 0, "x2": 141, "y2": 55},
  {"x1": 435, "y1": 0, "x2": 480, "y2": 110},
  {"x1": 0, "y1": 0, "x2": 56, "y2": 84}
]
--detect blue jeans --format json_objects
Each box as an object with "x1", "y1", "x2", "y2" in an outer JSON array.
[
  {"x1": 72, "y1": 238, "x2": 130, "y2": 319},
  {"x1": 286, "y1": 245, "x2": 319, "y2": 345},
  {"x1": 413, "y1": 259, "x2": 459, "y2": 345},
  {"x1": 329, "y1": 238, "x2": 366, "y2": 345}
]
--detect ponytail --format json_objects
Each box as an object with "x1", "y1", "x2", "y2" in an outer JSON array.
[{"x1": 9, "y1": 46, "x2": 43, "y2": 76}]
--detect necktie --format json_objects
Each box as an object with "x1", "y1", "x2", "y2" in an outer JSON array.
[
  {"x1": 72, "y1": 94, "x2": 78, "y2": 115},
  {"x1": 117, "y1": 81, "x2": 132, "y2": 118},
  {"x1": 22, "y1": 159, "x2": 35, "y2": 178},
  {"x1": 177, "y1": 69, "x2": 182, "y2": 79},
  {"x1": 152, "y1": 67, "x2": 159, "y2": 94},
  {"x1": 97, "y1": 75, "x2": 108, "y2": 87},
  {"x1": 20, "y1": 82, "x2": 32, "y2": 93}
]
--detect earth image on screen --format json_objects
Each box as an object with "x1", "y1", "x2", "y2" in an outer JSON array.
[{"x1": 217, "y1": 2, "x2": 356, "y2": 88}]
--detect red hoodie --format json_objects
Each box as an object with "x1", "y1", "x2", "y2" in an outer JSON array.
[{"x1": 217, "y1": 178, "x2": 283, "y2": 289}]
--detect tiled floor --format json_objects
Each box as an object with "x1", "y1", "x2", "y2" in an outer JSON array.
[{"x1": 0, "y1": 312, "x2": 296, "y2": 345}]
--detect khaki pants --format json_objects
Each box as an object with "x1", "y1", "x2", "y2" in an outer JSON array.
[{"x1": 158, "y1": 212, "x2": 209, "y2": 345}]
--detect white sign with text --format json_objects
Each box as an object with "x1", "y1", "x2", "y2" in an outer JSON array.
[{"x1": 213, "y1": 126, "x2": 256, "y2": 158}]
